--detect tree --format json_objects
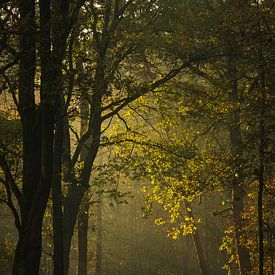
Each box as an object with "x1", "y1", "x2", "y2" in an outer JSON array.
[
  {"x1": 98, "y1": 1, "x2": 274, "y2": 274},
  {"x1": 0, "y1": 1, "x2": 273, "y2": 274},
  {"x1": 58, "y1": 1, "x2": 210, "y2": 273},
  {"x1": 0, "y1": 0, "x2": 83, "y2": 273}
]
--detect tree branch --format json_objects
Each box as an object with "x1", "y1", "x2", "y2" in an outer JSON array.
[
  {"x1": 0, "y1": 154, "x2": 22, "y2": 206},
  {"x1": 0, "y1": 56, "x2": 19, "y2": 76},
  {"x1": 0, "y1": 177, "x2": 21, "y2": 231}
]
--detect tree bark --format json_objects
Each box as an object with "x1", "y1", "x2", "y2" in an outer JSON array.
[
  {"x1": 78, "y1": 197, "x2": 89, "y2": 275},
  {"x1": 258, "y1": 158, "x2": 264, "y2": 275},
  {"x1": 52, "y1": 114, "x2": 65, "y2": 275},
  {"x1": 232, "y1": 183, "x2": 251, "y2": 274},
  {"x1": 257, "y1": 5, "x2": 266, "y2": 273},
  {"x1": 228, "y1": 53, "x2": 251, "y2": 275},
  {"x1": 63, "y1": 43, "x2": 104, "y2": 275},
  {"x1": 60, "y1": 3, "x2": 192, "y2": 272},
  {"x1": 50, "y1": 1, "x2": 71, "y2": 274},
  {"x1": 184, "y1": 201, "x2": 209, "y2": 275},
  {"x1": 96, "y1": 196, "x2": 103, "y2": 275},
  {"x1": 13, "y1": 0, "x2": 55, "y2": 273},
  {"x1": 64, "y1": 184, "x2": 88, "y2": 274},
  {"x1": 78, "y1": 85, "x2": 90, "y2": 275}
]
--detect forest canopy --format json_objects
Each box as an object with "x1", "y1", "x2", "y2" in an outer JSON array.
[{"x1": 0, "y1": 0, "x2": 274, "y2": 274}]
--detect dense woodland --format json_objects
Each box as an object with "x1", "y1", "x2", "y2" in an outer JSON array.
[{"x1": 0, "y1": 0, "x2": 274, "y2": 274}]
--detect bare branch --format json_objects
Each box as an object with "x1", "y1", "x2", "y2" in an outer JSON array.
[
  {"x1": 0, "y1": 56, "x2": 19, "y2": 76},
  {"x1": 91, "y1": 1, "x2": 100, "y2": 51},
  {"x1": 0, "y1": 177, "x2": 21, "y2": 231},
  {"x1": 128, "y1": 105, "x2": 160, "y2": 134},
  {"x1": 116, "y1": 112, "x2": 130, "y2": 131},
  {"x1": 0, "y1": 155, "x2": 22, "y2": 205},
  {"x1": 101, "y1": 93, "x2": 141, "y2": 121},
  {"x1": 2, "y1": 73, "x2": 20, "y2": 112},
  {"x1": 101, "y1": 115, "x2": 114, "y2": 135}
]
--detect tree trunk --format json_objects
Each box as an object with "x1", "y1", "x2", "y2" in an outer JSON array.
[
  {"x1": 184, "y1": 201, "x2": 209, "y2": 275},
  {"x1": 50, "y1": 1, "x2": 71, "y2": 274},
  {"x1": 232, "y1": 183, "x2": 251, "y2": 274},
  {"x1": 64, "y1": 184, "x2": 88, "y2": 274},
  {"x1": 13, "y1": 0, "x2": 54, "y2": 273},
  {"x1": 78, "y1": 197, "x2": 89, "y2": 275},
  {"x1": 63, "y1": 96, "x2": 102, "y2": 274},
  {"x1": 52, "y1": 114, "x2": 65, "y2": 275},
  {"x1": 78, "y1": 89, "x2": 90, "y2": 275},
  {"x1": 63, "y1": 60, "x2": 103, "y2": 275},
  {"x1": 258, "y1": 161, "x2": 264, "y2": 275},
  {"x1": 228, "y1": 52, "x2": 251, "y2": 275},
  {"x1": 12, "y1": 110, "x2": 42, "y2": 275},
  {"x1": 96, "y1": 196, "x2": 103, "y2": 275},
  {"x1": 51, "y1": 36, "x2": 66, "y2": 275},
  {"x1": 257, "y1": 7, "x2": 266, "y2": 273}
]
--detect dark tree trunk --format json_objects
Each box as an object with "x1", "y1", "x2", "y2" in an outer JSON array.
[
  {"x1": 63, "y1": 53, "x2": 104, "y2": 275},
  {"x1": 78, "y1": 87, "x2": 90, "y2": 275},
  {"x1": 50, "y1": 1, "x2": 71, "y2": 274},
  {"x1": 78, "y1": 197, "x2": 89, "y2": 275},
  {"x1": 52, "y1": 114, "x2": 65, "y2": 275},
  {"x1": 11, "y1": 0, "x2": 83, "y2": 273},
  {"x1": 96, "y1": 197, "x2": 103, "y2": 275},
  {"x1": 64, "y1": 184, "x2": 89, "y2": 275},
  {"x1": 13, "y1": 0, "x2": 55, "y2": 273},
  {"x1": 230, "y1": 111, "x2": 251, "y2": 275},
  {"x1": 256, "y1": 5, "x2": 267, "y2": 273},
  {"x1": 63, "y1": 117, "x2": 101, "y2": 275},
  {"x1": 51, "y1": 38, "x2": 66, "y2": 275},
  {"x1": 257, "y1": 33, "x2": 265, "y2": 275},
  {"x1": 258, "y1": 160, "x2": 264, "y2": 275}
]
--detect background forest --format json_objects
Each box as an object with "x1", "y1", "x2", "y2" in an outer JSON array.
[{"x1": 0, "y1": 0, "x2": 274, "y2": 274}]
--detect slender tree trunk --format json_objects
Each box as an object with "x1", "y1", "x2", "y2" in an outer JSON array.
[
  {"x1": 63, "y1": 56, "x2": 104, "y2": 275},
  {"x1": 78, "y1": 88, "x2": 90, "y2": 275},
  {"x1": 184, "y1": 201, "x2": 209, "y2": 275},
  {"x1": 50, "y1": 1, "x2": 72, "y2": 274},
  {"x1": 51, "y1": 41, "x2": 66, "y2": 275},
  {"x1": 257, "y1": 5, "x2": 266, "y2": 273},
  {"x1": 257, "y1": 50, "x2": 265, "y2": 275},
  {"x1": 63, "y1": 82, "x2": 91, "y2": 275},
  {"x1": 257, "y1": 88, "x2": 265, "y2": 275},
  {"x1": 228, "y1": 53, "x2": 251, "y2": 275},
  {"x1": 63, "y1": 103, "x2": 102, "y2": 274},
  {"x1": 63, "y1": 4, "x2": 112, "y2": 269},
  {"x1": 96, "y1": 196, "x2": 103, "y2": 275},
  {"x1": 232, "y1": 183, "x2": 251, "y2": 274},
  {"x1": 52, "y1": 114, "x2": 65, "y2": 275},
  {"x1": 258, "y1": 158, "x2": 264, "y2": 275},
  {"x1": 134, "y1": 189, "x2": 140, "y2": 274},
  {"x1": 78, "y1": 197, "x2": 89, "y2": 275}
]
